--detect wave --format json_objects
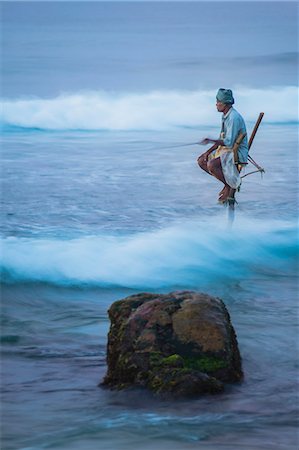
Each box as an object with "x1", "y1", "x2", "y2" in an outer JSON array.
[
  {"x1": 1, "y1": 86, "x2": 298, "y2": 131},
  {"x1": 1, "y1": 218, "x2": 297, "y2": 289}
]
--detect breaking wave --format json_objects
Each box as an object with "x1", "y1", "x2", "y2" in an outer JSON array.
[
  {"x1": 1, "y1": 86, "x2": 298, "y2": 131},
  {"x1": 1, "y1": 218, "x2": 297, "y2": 289}
]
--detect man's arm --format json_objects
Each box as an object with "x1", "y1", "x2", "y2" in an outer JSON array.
[{"x1": 200, "y1": 138, "x2": 225, "y2": 147}]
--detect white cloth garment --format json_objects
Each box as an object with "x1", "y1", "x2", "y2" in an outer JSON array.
[{"x1": 220, "y1": 150, "x2": 241, "y2": 189}]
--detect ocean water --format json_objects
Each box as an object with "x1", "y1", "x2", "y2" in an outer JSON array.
[{"x1": 1, "y1": 2, "x2": 298, "y2": 450}]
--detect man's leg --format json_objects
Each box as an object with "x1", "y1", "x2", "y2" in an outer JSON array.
[
  {"x1": 207, "y1": 157, "x2": 231, "y2": 201},
  {"x1": 197, "y1": 145, "x2": 218, "y2": 174},
  {"x1": 207, "y1": 158, "x2": 226, "y2": 183},
  {"x1": 197, "y1": 154, "x2": 210, "y2": 174}
]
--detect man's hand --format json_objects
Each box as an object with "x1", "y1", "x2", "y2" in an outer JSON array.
[{"x1": 199, "y1": 138, "x2": 214, "y2": 145}]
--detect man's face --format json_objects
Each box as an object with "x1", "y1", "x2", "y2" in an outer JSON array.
[{"x1": 216, "y1": 100, "x2": 227, "y2": 112}]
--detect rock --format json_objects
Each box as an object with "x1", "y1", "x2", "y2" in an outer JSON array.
[{"x1": 101, "y1": 291, "x2": 243, "y2": 398}]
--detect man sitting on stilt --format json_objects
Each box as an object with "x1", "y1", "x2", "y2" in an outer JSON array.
[{"x1": 197, "y1": 88, "x2": 248, "y2": 204}]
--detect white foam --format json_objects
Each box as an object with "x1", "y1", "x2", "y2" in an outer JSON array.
[
  {"x1": 1, "y1": 86, "x2": 297, "y2": 130},
  {"x1": 1, "y1": 218, "x2": 297, "y2": 288}
]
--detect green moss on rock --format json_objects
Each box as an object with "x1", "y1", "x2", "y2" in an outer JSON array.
[
  {"x1": 149, "y1": 351, "x2": 163, "y2": 366},
  {"x1": 149, "y1": 352, "x2": 227, "y2": 373},
  {"x1": 161, "y1": 354, "x2": 184, "y2": 367},
  {"x1": 184, "y1": 356, "x2": 228, "y2": 372}
]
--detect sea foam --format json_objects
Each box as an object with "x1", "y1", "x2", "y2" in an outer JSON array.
[
  {"x1": 1, "y1": 218, "x2": 297, "y2": 288},
  {"x1": 1, "y1": 86, "x2": 297, "y2": 131}
]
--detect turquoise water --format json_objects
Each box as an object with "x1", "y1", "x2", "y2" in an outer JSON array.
[{"x1": 1, "y1": 2, "x2": 298, "y2": 449}]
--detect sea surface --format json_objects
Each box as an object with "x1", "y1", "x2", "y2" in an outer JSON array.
[{"x1": 1, "y1": 2, "x2": 298, "y2": 450}]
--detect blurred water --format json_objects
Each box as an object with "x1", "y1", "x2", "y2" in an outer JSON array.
[
  {"x1": 1, "y1": 122, "x2": 298, "y2": 450},
  {"x1": 1, "y1": 124, "x2": 298, "y2": 237},
  {"x1": 1, "y1": 2, "x2": 298, "y2": 450},
  {"x1": 1, "y1": 275, "x2": 298, "y2": 450},
  {"x1": 2, "y1": 2, "x2": 297, "y2": 97}
]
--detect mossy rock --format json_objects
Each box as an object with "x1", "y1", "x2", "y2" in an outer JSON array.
[{"x1": 102, "y1": 291, "x2": 243, "y2": 397}]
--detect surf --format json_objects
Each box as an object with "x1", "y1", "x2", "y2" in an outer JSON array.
[
  {"x1": 1, "y1": 218, "x2": 297, "y2": 289},
  {"x1": 1, "y1": 86, "x2": 298, "y2": 131}
]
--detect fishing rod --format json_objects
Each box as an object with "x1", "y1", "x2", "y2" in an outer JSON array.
[{"x1": 145, "y1": 141, "x2": 201, "y2": 151}]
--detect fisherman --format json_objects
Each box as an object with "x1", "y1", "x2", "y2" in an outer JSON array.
[{"x1": 197, "y1": 88, "x2": 248, "y2": 203}]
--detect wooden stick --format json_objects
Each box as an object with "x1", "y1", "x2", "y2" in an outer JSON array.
[
  {"x1": 248, "y1": 112, "x2": 264, "y2": 150},
  {"x1": 233, "y1": 131, "x2": 247, "y2": 164}
]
